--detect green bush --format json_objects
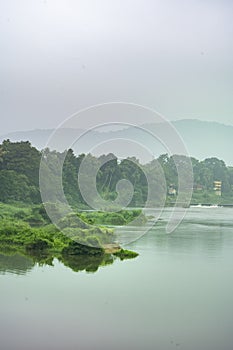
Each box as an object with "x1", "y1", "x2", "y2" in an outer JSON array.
[
  {"x1": 77, "y1": 209, "x2": 145, "y2": 226},
  {"x1": 25, "y1": 238, "x2": 51, "y2": 251},
  {"x1": 62, "y1": 240, "x2": 104, "y2": 256},
  {"x1": 113, "y1": 249, "x2": 139, "y2": 260}
]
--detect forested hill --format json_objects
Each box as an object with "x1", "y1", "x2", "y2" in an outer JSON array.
[
  {"x1": 0, "y1": 140, "x2": 233, "y2": 206},
  {"x1": 1, "y1": 120, "x2": 233, "y2": 165}
]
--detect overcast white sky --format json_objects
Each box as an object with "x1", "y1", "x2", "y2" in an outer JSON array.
[{"x1": 1, "y1": 0, "x2": 233, "y2": 134}]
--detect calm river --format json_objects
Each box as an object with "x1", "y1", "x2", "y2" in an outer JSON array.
[{"x1": 1, "y1": 207, "x2": 233, "y2": 350}]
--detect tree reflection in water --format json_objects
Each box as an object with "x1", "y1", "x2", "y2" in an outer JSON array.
[{"x1": 0, "y1": 248, "x2": 115, "y2": 275}]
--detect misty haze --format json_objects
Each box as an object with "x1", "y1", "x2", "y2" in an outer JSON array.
[{"x1": 1, "y1": 1, "x2": 233, "y2": 350}]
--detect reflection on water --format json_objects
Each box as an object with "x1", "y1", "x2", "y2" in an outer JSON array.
[
  {"x1": 60, "y1": 253, "x2": 114, "y2": 273},
  {"x1": 0, "y1": 249, "x2": 115, "y2": 276},
  {"x1": 0, "y1": 252, "x2": 34, "y2": 276},
  {"x1": 1, "y1": 208, "x2": 233, "y2": 350},
  {"x1": 1, "y1": 207, "x2": 233, "y2": 276}
]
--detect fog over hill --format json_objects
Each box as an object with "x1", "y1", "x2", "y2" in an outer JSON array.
[{"x1": 0, "y1": 119, "x2": 232, "y2": 165}]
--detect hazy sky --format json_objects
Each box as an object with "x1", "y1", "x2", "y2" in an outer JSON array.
[{"x1": 1, "y1": 0, "x2": 233, "y2": 135}]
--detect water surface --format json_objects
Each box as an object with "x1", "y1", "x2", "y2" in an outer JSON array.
[{"x1": 1, "y1": 207, "x2": 233, "y2": 350}]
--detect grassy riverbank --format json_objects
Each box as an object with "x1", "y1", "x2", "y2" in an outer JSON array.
[{"x1": 0, "y1": 202, "x2": 140, "y2": 260}]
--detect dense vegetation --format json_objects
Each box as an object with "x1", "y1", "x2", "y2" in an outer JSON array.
[
  {"x1": 77, "y1": 209, "x2": 147, "y2": 226},
  {"x1": 0, "y1": 202, "x2": 140, "y2": 262},
  {"x1": 0, "y1": 203, "x2": 109, "y2": 254},
  {"x1": 1, "y1": 139, "x2": 233, "y2": 265},
  {"x1": 0, "y1": 140, "x2": 233, "y2": 206}
]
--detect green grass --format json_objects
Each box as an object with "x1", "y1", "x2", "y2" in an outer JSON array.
[
  {"x1": 0, "y1": 202, "x2": 139, "y2": 260},
  {"x1": 77, "y1": 209, "x2": 147, "y2": 226}
]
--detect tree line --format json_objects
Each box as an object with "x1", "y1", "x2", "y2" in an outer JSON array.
[{"x1": 0, "y1": 140, "x2": 233, "y2": 206}]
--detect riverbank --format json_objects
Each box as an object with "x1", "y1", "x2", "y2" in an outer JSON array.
[{"x1": 0, "y1": 202, "x2": 140, "y2": 260}]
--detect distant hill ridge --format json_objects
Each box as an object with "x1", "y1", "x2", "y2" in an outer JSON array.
[{"x1": 1, "y1": 119, "x2": 233, "y2": 165}]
